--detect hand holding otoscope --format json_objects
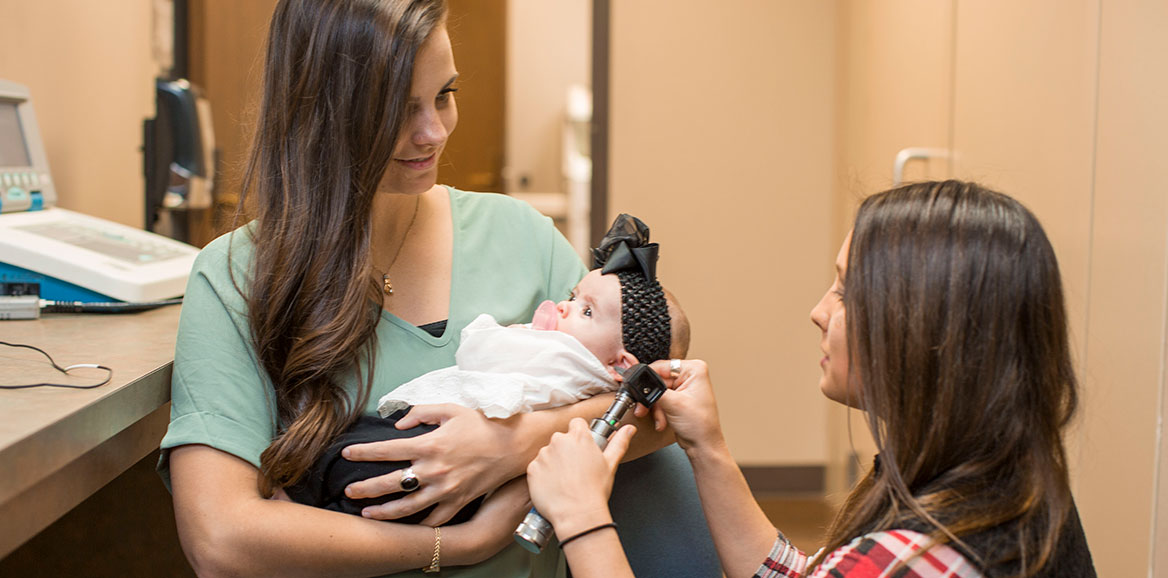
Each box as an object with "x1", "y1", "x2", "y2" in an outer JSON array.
[{"x1": 514, "y1": 363, "x2": 668, "y2": 553}]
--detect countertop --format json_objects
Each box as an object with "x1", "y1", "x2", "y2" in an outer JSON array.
[{"x1": 0, "y1": 305, "x2": 181, "y2": 557}]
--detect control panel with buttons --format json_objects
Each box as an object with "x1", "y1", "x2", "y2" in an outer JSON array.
[{"x1": 1, "y1": 80, "x2": 57, "y2": 214}]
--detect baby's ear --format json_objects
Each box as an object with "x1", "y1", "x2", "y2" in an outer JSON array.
[{"x1": 606, "y1": 350, "x2": 640, "y2": 380}]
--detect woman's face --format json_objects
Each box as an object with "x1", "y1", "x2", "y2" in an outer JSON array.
[
  {"x1": 810, "y1": 231, "x2": 856, "y2": 407},
  {"x1": 379, "y1": 25, "x2": 459, "y2": 195}
]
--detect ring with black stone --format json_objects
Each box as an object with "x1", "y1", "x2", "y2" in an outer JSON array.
[{"x1": 400, "y1": 466, "x2": 421, "y2": 492}]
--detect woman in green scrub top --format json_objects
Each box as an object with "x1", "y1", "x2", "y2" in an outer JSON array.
[{"x1": 158, "y1": 0, "x2": 718, "y2": 576}]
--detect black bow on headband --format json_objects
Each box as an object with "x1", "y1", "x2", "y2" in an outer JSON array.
[{"x1": 591, "y1": 213, "x2": 659, "y2": 280}]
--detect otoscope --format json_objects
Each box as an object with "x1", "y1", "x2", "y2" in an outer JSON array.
[{"x1": 513, "y1": 363, "x2": 669, "y2": 553}]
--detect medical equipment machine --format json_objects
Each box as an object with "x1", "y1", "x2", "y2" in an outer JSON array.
[
  {"x1": 145, "y1": 78, "x2": 216, "y2": 244},
  {"x1": 0, "y1": 79, "x2": 198, "y2": 304}
]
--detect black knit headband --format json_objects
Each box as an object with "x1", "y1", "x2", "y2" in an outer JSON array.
[{"x1": 591, "y1": 214, "x2": 671, "y2": 364}]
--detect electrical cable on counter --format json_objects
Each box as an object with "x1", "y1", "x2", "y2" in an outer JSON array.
[{"x1": 0, "y1": 340, "x2": 112, "y2": 390}]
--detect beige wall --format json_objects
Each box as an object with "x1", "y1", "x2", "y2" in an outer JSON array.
[
  {"x1": 0, "y1": 1, "x2": 156, "y2": 227},
  {"x1": 834, "y1": 0, "x2": 953, "y2": 202},
  {"x1": 612, "y1": 0, "x2": 1166, "y2": 575},
  {"x1": 4, "y1": 0, "x2": 1163, "y2": 573},
  {"x1": 504, "y1": 0, "x2": 590, "y2": 194},
  {"x1": 829, "y1": 0, "x2": 956, "y2": 492},
  {"x1": 610, "y1": 0, "x2": 838, "y2": 466}
]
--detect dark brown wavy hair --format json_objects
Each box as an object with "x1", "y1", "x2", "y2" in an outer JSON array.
[
  {"x1": 815, "y1": 181, "x2": 1078, "y2": 576},
  {"x1": 230, "y1": 0, "x2": 447, "y2": 497}
]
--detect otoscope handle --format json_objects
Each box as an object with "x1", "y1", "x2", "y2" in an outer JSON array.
[
  {"x1": 513, "y1": 365, "x2": 667, "y2": 553},
  {"x1": 514, "y1": 508, "x2": 556, "y2": 554},
  {"x1": 513, "y1": 409, "x2": 631, "y2": 553}
]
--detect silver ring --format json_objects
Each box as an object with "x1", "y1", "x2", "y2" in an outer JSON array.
[
  {"x1": 670, "y1": 358, "x2": 682, "y2": 377},
  {"x1": 400, "y1": 467, "x2": 420, "y2": 492}
]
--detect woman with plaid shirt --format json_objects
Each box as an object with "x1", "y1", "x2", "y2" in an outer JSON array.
[{"x1": 526, "y1": 181, "x2": 1096, "y2": 578}]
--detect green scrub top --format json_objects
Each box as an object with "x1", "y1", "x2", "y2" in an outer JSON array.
[{"x1": 159, "y1": 187, "x2": 585, "y2": 577}]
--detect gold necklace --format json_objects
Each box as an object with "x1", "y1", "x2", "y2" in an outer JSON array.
[{"x1": 379, "y1": 196, "x2": 421, "y2": 296}]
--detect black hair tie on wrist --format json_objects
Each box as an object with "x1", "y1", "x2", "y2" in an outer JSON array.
[{"x1": 558, "y1": 522, "x2": 618, "y2": 548}]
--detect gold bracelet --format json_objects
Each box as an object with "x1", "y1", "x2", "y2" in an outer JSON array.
[{"x1": 423, "y1": 527, "x2": 441, "y2": 573}]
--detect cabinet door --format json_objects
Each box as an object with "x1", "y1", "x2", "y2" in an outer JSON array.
[
  {"x1": 949, "y1": 0, "x2": 1099, "y2": 353},
  {"x1": 445, "y1": 0, "x2": 506, "y2": 192},
  {"x1": 1082, "y1": 1, "x2": 1168, "y2": 576},
  {"x1": 949, "y1": 3, "x2": 1100, "y2": 534},
  {"x1": 951, "y1": 2, "x2": 1168, "y2": 575}
]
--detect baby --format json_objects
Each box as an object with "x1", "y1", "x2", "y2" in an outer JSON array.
[
  {"x1": 283, "y1": 214, "x2": 688, "y2": 522},
  {"x1": 376, "y1": 268, "x2": 688, "y2": 419}
]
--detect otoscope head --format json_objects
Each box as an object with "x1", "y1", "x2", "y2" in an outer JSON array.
[{"x1": 615, "y1": 363, "x2": 667, "y2": 407}]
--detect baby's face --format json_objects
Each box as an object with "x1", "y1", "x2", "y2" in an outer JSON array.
[{"x1": 554, "y1": 270, "x2": 626, "y2": 364}]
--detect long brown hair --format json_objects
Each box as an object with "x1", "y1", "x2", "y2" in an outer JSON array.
[
  {"x1": 816, "y1": 181, "x2": 1078, "y2": 576},
  {"x1": 230, "y1": 0, "x2": 447, "y2": 496}
]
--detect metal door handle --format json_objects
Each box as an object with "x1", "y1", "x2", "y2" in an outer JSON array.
[{"x1": 893, "y1": 147, "x2": 950, "y2": 185}]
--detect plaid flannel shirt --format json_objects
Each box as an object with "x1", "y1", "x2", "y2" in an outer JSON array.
[{"x1": 755, "y1": 529, "x2": 983, "y2": 578}]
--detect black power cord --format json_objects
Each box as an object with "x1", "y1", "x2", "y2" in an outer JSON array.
[
  {"x1": 0, "y1": 341, "x2": 113, "y2": 390},
  {"x1": 40, "y1": 298, "x2": 183, "y2": 314}
]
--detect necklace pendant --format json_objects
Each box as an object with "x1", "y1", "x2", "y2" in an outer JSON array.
[{"x1": 379, "y1": 196, "x2": 419, "y2": 298}]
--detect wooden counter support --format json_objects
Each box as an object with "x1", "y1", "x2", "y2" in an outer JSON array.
[{"x1": 0, "y1": 306, "x2": 181, "y2": 558}]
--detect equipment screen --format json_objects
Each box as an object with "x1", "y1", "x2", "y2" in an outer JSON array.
[{"x1": 0, "y1": 101, "x2": 31, "y2": 167}]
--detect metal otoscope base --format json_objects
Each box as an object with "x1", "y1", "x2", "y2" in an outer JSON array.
[
  {"x1": 514, "y1": 364, "x2": 667, "y2": 553},
  {"x1": 513, "y1": 390, "x2": 637, "y2": 553}
]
